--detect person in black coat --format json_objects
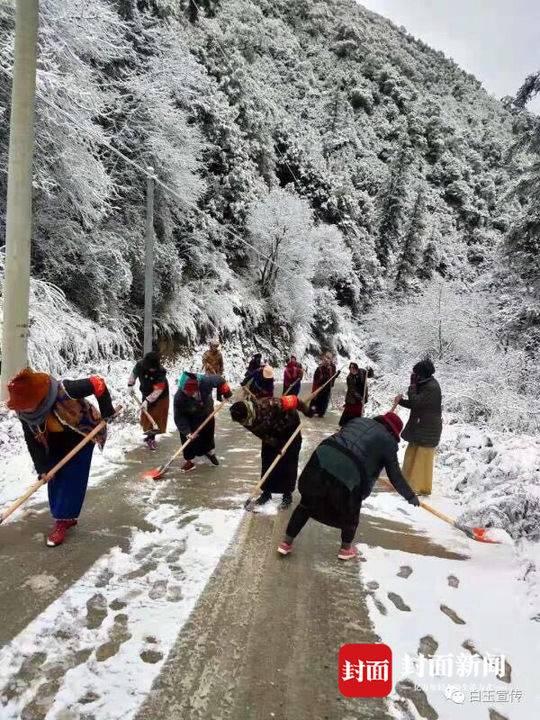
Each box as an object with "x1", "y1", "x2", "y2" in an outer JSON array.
[
  {"x1": 277, "y1": 412, "x2": 419, "y2": 561},
  {"x1": 128, "y1": 351, "x2": 169, "y2": 450},
  {"x1": 230, "y1": 394, "x2": 312, "y2": 509},
  {"x1": 173, "y1": 371, "x2": 232, "y2": 472},
  {"x1": 338, "y1": 363, "x2": 373, "y2": 427},
  {"x1": 395, "y1": 358, "x2": 442, "y2": 495}
]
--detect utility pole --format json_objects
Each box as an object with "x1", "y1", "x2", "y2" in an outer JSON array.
[
  {"x1": 1, "y1": 0, "x2": 39, "y2": 398},
  {"x1": 143, "y1": 167, "x2": 155, "y2": 355}
]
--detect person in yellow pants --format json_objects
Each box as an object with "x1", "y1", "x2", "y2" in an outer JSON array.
[
  {"x1": 402, "y1": 445, "x2": 436, "y2": 495},
  {"x1": 395, "y1": 358, "x2": 442, "y2": 496}
]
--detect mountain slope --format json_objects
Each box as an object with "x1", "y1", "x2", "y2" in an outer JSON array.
[{"x1": 0, "y1": 0, "x2": 523, "y2": 364}]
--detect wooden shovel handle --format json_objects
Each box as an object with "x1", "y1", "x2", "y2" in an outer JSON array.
[
  {"x1": 142, "y1": 407, "x2": 158, "y2": 431},
  {"x1": 249, "y1": 423, "x2": 303, "y2": 499},
  {"x1": 417, "y1": 500, "x2": 456, "y2": 526},
  {"x1": 380, "y1": 476, "x2": 457, "y2": 527},
  {"x1": 164, "y1": 400, "x2": 228, "y2": 471},
  {"x1": 132, "y1": 394, "x2": 159, "y2": 430},
  {"x1": 303, "y1": 368, "x2": 340, "y2": 405},
  {"x1": 0, "y1": 415, "x2": 112, "y2": 525}
]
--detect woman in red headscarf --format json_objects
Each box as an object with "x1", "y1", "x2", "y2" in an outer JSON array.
[
  {"x1": 7, "y1": 368, "x2": 115, "y2": 547},
  {"x1": 277, "y1": 412, "x2": 419, "y2": 561}
]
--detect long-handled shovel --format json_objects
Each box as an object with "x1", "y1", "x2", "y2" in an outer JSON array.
[
  {"x1": 131, "y1": 393, "x2": 158, "y2": 431},
  {"x1": 380, "y1": 477, "x2": 506, "y2": 544},
  {"x1": 360, "y1": 366, "x2": 370, "y2": 416},
  {"x1": 244, "y1": 424, "x2": 303, "y2": 511},
  {"x1": 143, "y1": 401, "x2": 227, "y2": 481},
  {"x1": 243, "y1": 369, "x2": 340, "y2": 510},
  {"x1": 0, "y1": 412, "x2": 117, "y2": 525}
]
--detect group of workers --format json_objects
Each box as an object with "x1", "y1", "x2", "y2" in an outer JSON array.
[{"x1": 5, "y1": 339, "x2": 442, "y2": 558}]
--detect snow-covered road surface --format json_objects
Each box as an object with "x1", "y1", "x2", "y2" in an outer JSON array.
[{"x1": 0, "y1": 401, "x2": 538, "y2": 719}]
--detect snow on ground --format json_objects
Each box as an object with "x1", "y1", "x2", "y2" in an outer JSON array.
[
  {"x1": 358, "y1": 492, "x2": 540, "y2": 720},
  {"x1": 436, "y1": 422, "x2": 540, "y2": 620},
  {"x1": 0, "y1": 503, "x2": 242, "y2": 719}
]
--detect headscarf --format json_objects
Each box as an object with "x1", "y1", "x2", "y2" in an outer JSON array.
[{"x1": 7, "y1": 369, "x2": 59, "y2": 428}]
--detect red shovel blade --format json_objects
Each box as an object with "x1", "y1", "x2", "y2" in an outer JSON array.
[
  {"x1": 457, "y1": 523, "x2": 505, "y2": 544},
  {"x1": 470, "y1": 527, "x2": 500, "y2": 544},
  {"x1": 141, "y1": 467, "x2": 165, "y2": 481}
]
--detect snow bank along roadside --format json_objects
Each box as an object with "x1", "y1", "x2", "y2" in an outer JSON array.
[{"x1": 358, "y1": 493, "x2": 540, "y2": 720}]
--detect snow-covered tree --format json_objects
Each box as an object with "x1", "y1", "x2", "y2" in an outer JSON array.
[
  {"x1": 246, "y1": 187, "x2": 318, "y2": 329},
  {"x1": 395, "y1": 189, "x2": 426, "y2": 292},
  {"x1": 376, "y1": 145, "x2": 410, "y2": 270}
]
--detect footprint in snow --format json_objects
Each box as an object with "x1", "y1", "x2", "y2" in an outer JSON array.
[
  {"x1": 95, "y1": 614, "x2": 131, "y2": 662},
  {"x1": 195, "y1": 523, "x2": 213, "y2": 536},
  {"x1": 166, "y1": 541, "x2": 187, "y2": 563},
  {"x1": 462, "y1": 639, "x2": 482, "y2": 657},
  {"x1": 0, "y1": 651, "x2": 48, "y2": 704},
  {"x1": 418, "y1": 635, "x2": 439, "y2": 658},
  {"x1": 78, "y1": 690, "x2": 100, "y2": 705},
  {"x1": 395, "y1": 679, "x2": 438, "y2": 720},
  {"x1": 140, "y1": 649, "x2": 164, "y2": 664},
  {"x1": 372, "y1": 596, "x2": 388, "y2": 616},
  {"x1": 440, "y1": 604, "x2": 465, "y2": 625},
  {"x1": 86, "y1": 593, "x2": 108, "y2": 630},
  {"x1": 397, "y1": 565, "x2": 413, "y2": 579},
  {"x1": 149, "y1": 579, "x2": 168, "y2": 600},
  {"x1": 388, "y1": 592, "x2": 411, "y2": 612},
  {"x1": 94, "y1": 568, "x2": 114, "y2": 589},
  {"x1": 366, "y1": 580, "x2": 379, "y2": 590},
  {"x1": 122, "y1": 560, "x2": 157, "y2": 581},
  {"x1": 109, "y1": 598, "x2": 127, "y2": 611},
  {"x1": 447, "y1": 574, "x2": 460, "y2": 588},
  {"x1": 140, "y1": 635, "x2": 164, "y2": 664},
  {"x1": 166, "y1": 585, "x2": 183, "y2": 602}
]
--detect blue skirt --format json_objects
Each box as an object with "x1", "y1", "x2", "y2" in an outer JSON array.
[{"x1": 47, "y1": 443, "x2": 94, "y2": 520}]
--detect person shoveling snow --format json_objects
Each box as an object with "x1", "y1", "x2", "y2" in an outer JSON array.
[{"x1": 277, "y1": 412, "x2": 420, "y2": 561}]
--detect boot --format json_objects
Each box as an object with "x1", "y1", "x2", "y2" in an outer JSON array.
[
  {"x1": 206, "y1": 452, "x2": 219, "y2": 466},
  {"x1": 181, "y1": 460, "x2": 196, "y2": 473},
  {"x1": 277, "y1": 541, "x2": 293, "y2": 556},
  {"x1": 47, "y1": 519, "x2": 77, "y2": 547},
  {"x1": 279, "y1": 493, "x2": 293, "y2": 510},
  {"x1": 338, "y1": 545, "x2": 358, "y2": 561},
  {"x1": 254, "y1": 491, "x2": 271, "y2": 506}
]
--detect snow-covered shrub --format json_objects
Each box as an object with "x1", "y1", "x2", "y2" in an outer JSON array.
[
  {"x1": 367, "y1": 280, "x2": 539, "y2": 433},
  {"x1": 0, "y1": 255, "x2": 135, "y2": 373}
]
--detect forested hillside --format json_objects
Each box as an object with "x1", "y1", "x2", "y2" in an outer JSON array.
[{"x1": 0, "y1": 0, "x2": 536, "y2": 363}]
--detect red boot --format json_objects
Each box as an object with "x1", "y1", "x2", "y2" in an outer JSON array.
[{"x1": 47, "y1": 519, "x2": 77, "y2": 547}]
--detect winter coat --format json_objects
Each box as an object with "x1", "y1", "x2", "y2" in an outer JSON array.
[
  {"x1": 345, "y1": 371, "x2": 368, "y2": 405},
  {"x1": 21, "y1": 378, "x2": 114, "y2": 475},
  {"x1": 312, "y1": 363, "x2": 337, "y2": 392},
  {"x1": 326, "y1": 417, "x2": 416, "y2": 502},
  {"x1": 173, "y1": 374, "x2": 225, "y2": 436},
  {"x1": 128, "y1": 361, "x2": 169, "y2": 404},
  {"x1": 283, "y1": 361, "x2": 303, "y2": 391},
  {"x1": 202, "y1": 348, "x2": 224, "y2": 375},
  {"x1": 399, "y1": 377, "x2": 442, "y2": 448},
  {"x1": 241, "y1": 368, "x2": 274, "y2": 398},
  {"x1": 242, "y1": 397, "x2": 301, "y2": 448}
]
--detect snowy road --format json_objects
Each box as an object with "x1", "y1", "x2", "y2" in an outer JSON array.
[{"x1": 0, "y1": 402, "x2": 538, "y2": 719}]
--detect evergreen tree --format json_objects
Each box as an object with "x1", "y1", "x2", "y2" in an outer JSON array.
[
  {"x1": 395, "y1": 190, "x2": 426, "y2": 292},
  {"x1": 376, "y1": 145, "x2": 410, "y2": 270},
  {"x1": 502, "y1": 71, "x2": 540, "y2": 350},
  {"x1": 417, "y1": 231, "x2": 441, "y2": 281}
]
